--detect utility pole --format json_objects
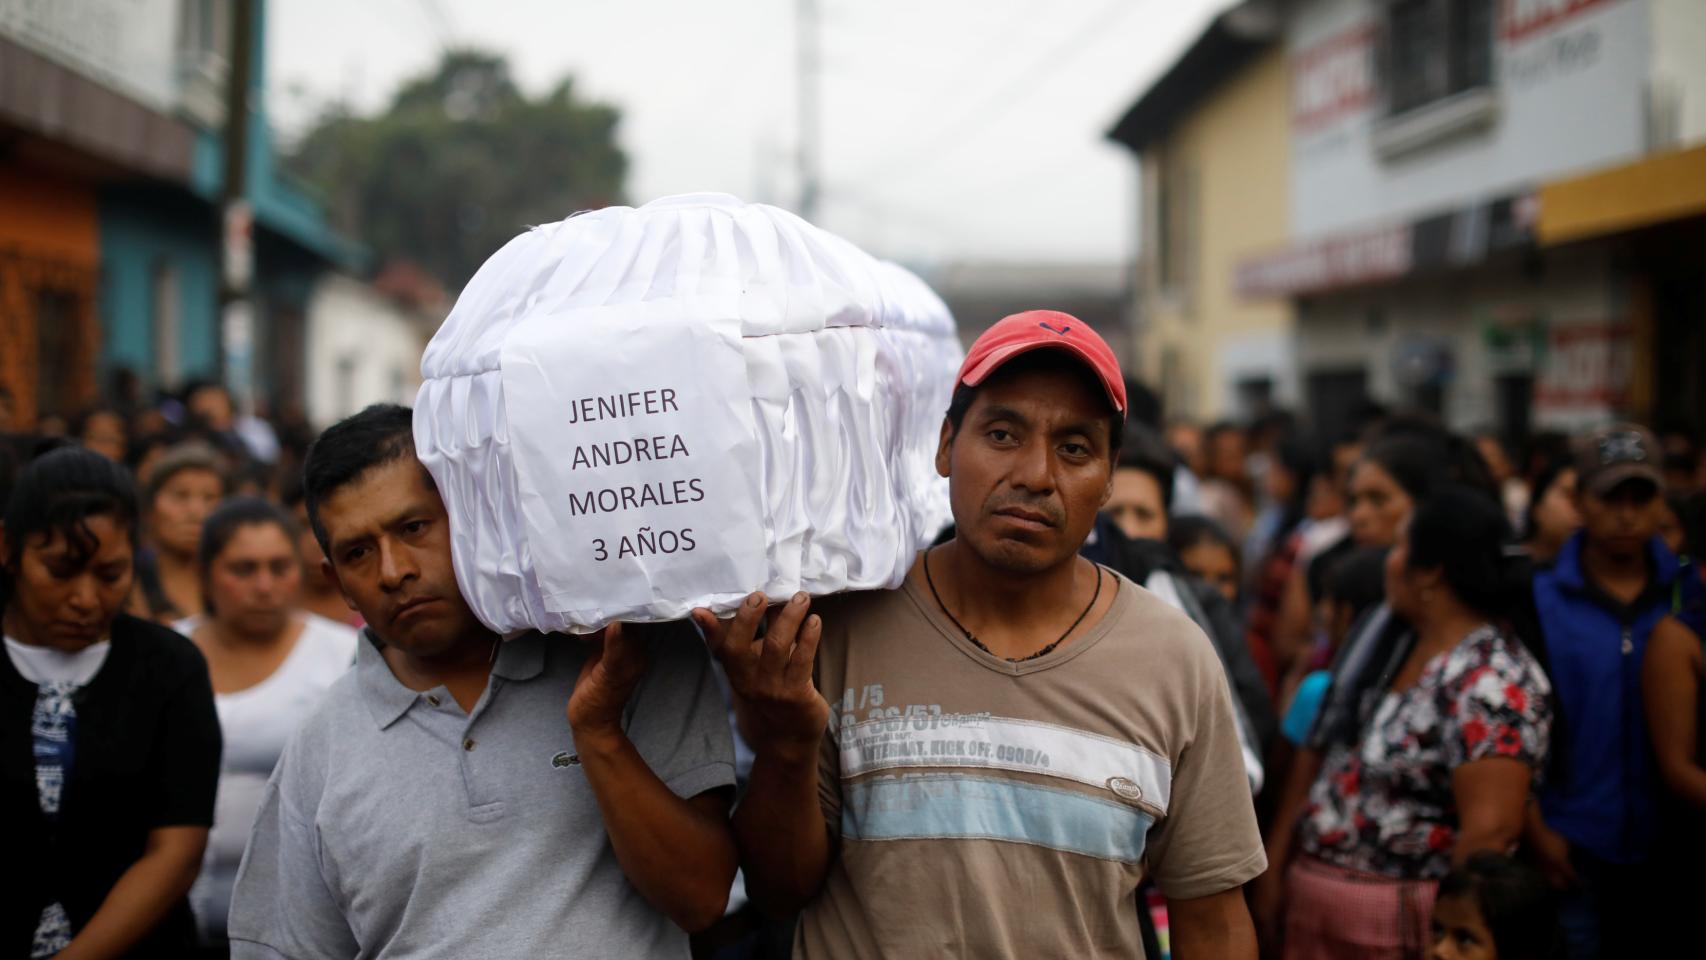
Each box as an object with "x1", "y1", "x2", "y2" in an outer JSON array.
[
  {"x1": 220, "y1": 0, "x2": 256, "y2": 413},
  {"x1": 796, "y1": 0, "x2": 820, "y2": 222}
]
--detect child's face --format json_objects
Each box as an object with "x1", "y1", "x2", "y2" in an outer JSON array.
[
  {"x1": 1179, "y1": 541, "x2": 1238, "y2": 605},
  {"x1": 1430, "y1": 894, "x2": 1496, "y2": 960}
]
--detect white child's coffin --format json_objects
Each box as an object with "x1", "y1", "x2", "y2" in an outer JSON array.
[{"x1": 415, "y1": 193, "x2": 963, "y2": 634}]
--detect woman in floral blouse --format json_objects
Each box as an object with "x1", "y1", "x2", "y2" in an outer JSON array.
[{"x1": 1281, "y1": 487, "x2": 1553, "y2": 959}]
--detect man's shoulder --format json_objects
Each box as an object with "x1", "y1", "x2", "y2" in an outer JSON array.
[
  {"x1": 808, "y1": 586, "x2": 920, "y2": 644},
  {"x1": 1104, "y1": 573, "x2": 1220, "y2": 664},
  {"x1": 276, "y1": 669, "x2": 368, "y2": 782},
  {"x1": 814, "y1": 586, "x2": 908, "y2": 622}
]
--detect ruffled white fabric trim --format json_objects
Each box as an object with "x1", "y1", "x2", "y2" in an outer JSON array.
[{"x1": 416, "y1": 194, "x2": 961, "y2": 634}]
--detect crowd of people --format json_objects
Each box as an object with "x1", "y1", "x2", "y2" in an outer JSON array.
[
  {"x1": 2, "y1": 318, "x2": 1703, "y2": 959},
  {"x1": 0, "y1": 383, "x2": 358, "y2": 959},
  {"x1": 1104, "y1": 393, "x2": 1706, "y2": 959}
]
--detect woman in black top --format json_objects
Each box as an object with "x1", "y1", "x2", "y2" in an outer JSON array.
[{"x1": 1, "y1": 448, "x2": 221, "y2": 958}]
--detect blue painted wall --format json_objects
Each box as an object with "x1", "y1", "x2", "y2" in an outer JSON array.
[{"x1": 97, "y1": 188, "x2": 220, "y2": 388}]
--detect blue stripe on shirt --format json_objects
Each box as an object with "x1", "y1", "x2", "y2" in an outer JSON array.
[{"x1": 843, "y1": 773, "x2": 1154, "y2": 863}]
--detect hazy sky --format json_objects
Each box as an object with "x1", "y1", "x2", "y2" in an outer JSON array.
[{"x1": 267, "y1": 0, "x2": 1228, "y2": 267}]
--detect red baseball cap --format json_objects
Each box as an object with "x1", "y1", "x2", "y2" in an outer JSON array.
[{"x1": 956, "y1": 310, "x2": 1127, "y2": 414}]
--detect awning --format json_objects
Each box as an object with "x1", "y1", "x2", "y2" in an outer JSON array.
[{"x1": 1536, "y1": 142, "x2": 1706, "y2": 247}]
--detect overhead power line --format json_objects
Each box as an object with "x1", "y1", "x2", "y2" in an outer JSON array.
[{"x1": 847, "y1": 0, "x2": 1147, "y2": 188}]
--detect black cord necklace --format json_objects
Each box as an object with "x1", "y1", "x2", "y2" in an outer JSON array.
[{"x1": 923, "y1": 547, "x2": 1102, "y2": 663}]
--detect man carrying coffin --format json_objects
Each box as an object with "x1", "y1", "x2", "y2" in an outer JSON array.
[
  {"x1": 698, "y1": 311, "x2": 1264, "y2": 959},
  {"x1": 228, "y1": 404, "x2": 738, "y2": 958}
]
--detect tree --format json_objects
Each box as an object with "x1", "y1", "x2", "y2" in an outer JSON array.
[{"x1": 289, "y1": 51, "x2": 627, "y2": 289}]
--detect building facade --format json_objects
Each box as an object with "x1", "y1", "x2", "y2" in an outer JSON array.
[
  {"x1": 928, "y1": 260, "x2": 1128, "y2": 365},
  {"x1": 0, "y1": 3, "x2": 198, "y2": 428},
  {"x1": 305, "y1": 264, "x2": 447, "y2": 429},
  {"x1": 0, "y1": 0, "x2": 358, "y2": 428},
  {"x1": 1239, "y1": 0, "x2": 1706, "y2": 441},
  {"x1": 1107, "y1": 4, "x2": 1296, "y2": 422}
]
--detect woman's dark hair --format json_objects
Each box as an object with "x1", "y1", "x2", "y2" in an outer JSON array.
[
  {"x1": 1360, "y1": 429, "x2": 1499, "y2": 507},
  {"x1": 1522, "y1": 455, "x2": 1575, "y2": 544},
  {"x1": 1663, "y1": 492, "x2": 1694, "y2": 558},
  {"x1": 1360, "y1": 434, "x2": 1444, "y2": 503},
  {"x1": 197, "y1": 498, "x2": 299, "y2": 620},
  {"x1": 1118, "y1": 425, "x2": 1177, "y2": 512},
  {"x1": 277, "y1": 469, "x2": 308, "y2": 512},
  {"x1": 143, "y1": 443, "x2": 228, "y2": 506},
  {"x1": 1405, "y1": 486, "x2": 1518, "y2": 623},
  {"x1": 2, "y1": 447, "x2": 143, "y2": 610},
  {"x1": 1269, "y1": 435, "x2": 1322, "y2": 555},
  {"x1": 1689, "y1": 491, "x2": 1706, "y2": 568},
  {"x1": 944, "y1": 350, "x2": 1125, "y2": 459},
  {"x1": 1521, "y1": 431, "x2": 1572, "y2": 484},
  {"x1": 1167, "y1": 514, "x2": 1238, "y2": 573},
  {"x1": 198, "y1": 497, "x2": 298, "y2": 574},
  {"x1": 125, "y1": 429, "x2": 181, "y2": 475},
  {"x1": 1322, "y1": 546, "x2": 1388, "y2": 623},
  {"x1": 1437, "y1": 853, "x2": 1563, "y2": 960}
]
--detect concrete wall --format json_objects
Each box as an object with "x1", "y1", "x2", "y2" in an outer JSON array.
[
  {"x1": 1288, "y1": 0, "x2": 1653, "y2": 239},
  {"x1": 1651, "y1": 0, "x2": 1706, "y2": 146},
  {"x1": 0, "y1": 0, "x2": 181, "y2": 112},
  {"x1": 1139, "y1": 46, "x2": 1295, "y2": 420}
]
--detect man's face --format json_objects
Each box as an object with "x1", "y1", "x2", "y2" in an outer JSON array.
[
  {"x1": 1180, "y1": 540, "x2": 1238, "y2": 604},
  {"x1": 1105, "y1": 467, "x2": 1167, "y2": 541},
  {"x1": 1577, "y1": 479, "x2": 1660, "y2": 559},
  {"x1": 1208, "y1": 429, "x2": 1247, "y2": 482},
  {"x1": 936, "y1": 364, "x2": 1115, "y2": 576},
  {"x1": 80, "y1": 412, "x2": 127, "y2": 463},
  {"x1": 1167, "y1": 423, "x2": 1204, "y2": 476},
  {"x1": 189, "y1": 385, "x2": 235, "y2": 431},
  {"x1": 318, "y1": 457, "x2": 483, "y2": 657}
]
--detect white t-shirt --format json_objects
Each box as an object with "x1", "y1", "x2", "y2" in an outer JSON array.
[
  {"x1": 3, "y1": 636, "x2": 111, "y2": 685},
  {"x1": 174, "y1": 613, "x2": 359, "y2": 940}
]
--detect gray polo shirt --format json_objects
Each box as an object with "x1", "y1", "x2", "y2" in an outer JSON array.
[{"x1": 227, "y1": 624, "x2": 735, "y2": 959}]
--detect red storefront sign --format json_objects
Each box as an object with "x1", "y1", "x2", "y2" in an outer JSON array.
[
  {"x1": 1292, "y1": 23, "x2": 1375, "y2": 131},
  {"x1": 1533, "y1": 322, "x2": 1633, "y2": 410},
  {"x1": 1501, "y1": 0, "x2": 1617, "y2": 43},
  {"x1": 1235, "y1": 224, "x2": 1412, "y2": 299}
]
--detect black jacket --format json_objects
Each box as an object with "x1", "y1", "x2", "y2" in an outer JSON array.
[{"x1": 1, "y1": 615, "x2": 221, "y2": 957}]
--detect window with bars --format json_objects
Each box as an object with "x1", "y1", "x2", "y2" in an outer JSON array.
[{"x1": 1384, "y1": 0, "x2": 1494, "y2": 116}]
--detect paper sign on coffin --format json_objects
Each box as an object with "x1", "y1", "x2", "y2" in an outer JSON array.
[{"x1": 415, "y1": 193, "x2": 964, "y2": 635}]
